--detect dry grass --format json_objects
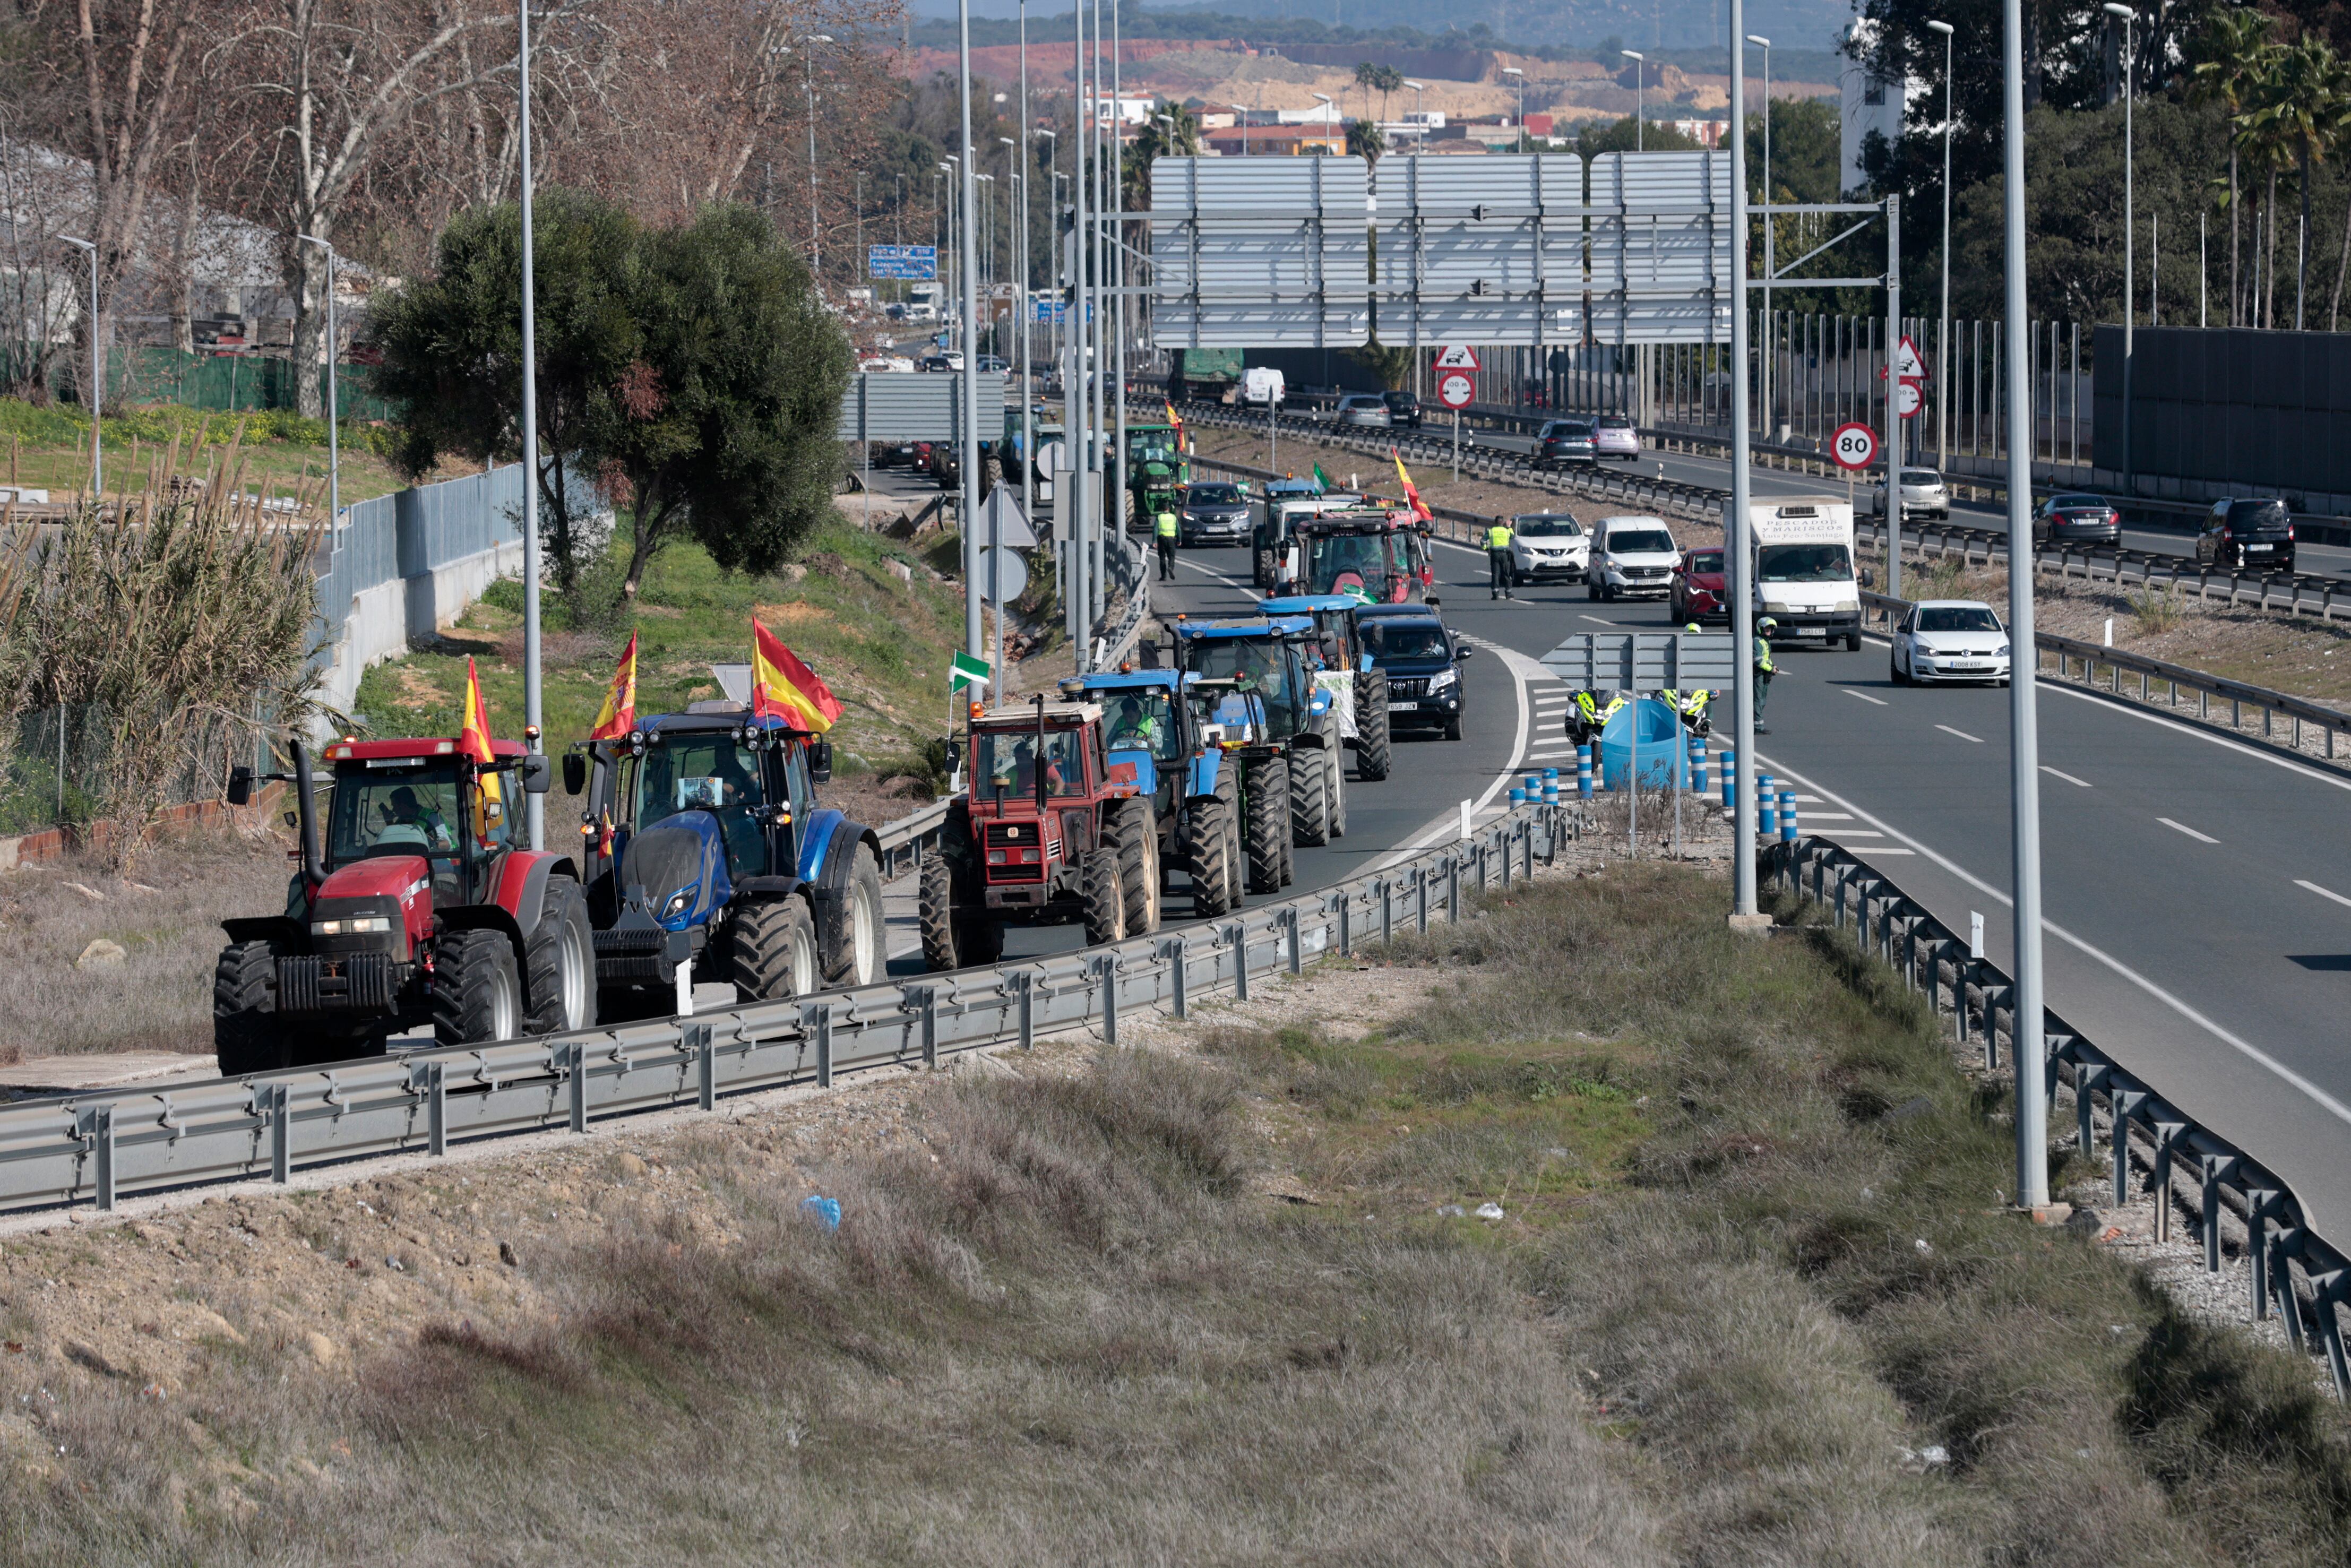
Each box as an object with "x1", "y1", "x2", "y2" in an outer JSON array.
[{"x1": 0, "y1": 823, "x2": 291, "y2": 1059}]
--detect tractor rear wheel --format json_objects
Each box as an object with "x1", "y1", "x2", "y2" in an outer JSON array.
[
  {"x1": 824, "y1": 843, "x2": 886, "y2": 987},
  {"x1": 1355, "y1": 670, "x2": 1393, "y2": 780},
  {"x1": 1105, "y1": 797, "x2": 1160, "y2": 935},
  {"x1": 521, "y1": 876, "x2": 595, "y2": 1035},
  {"x1": 432, "y1": 928, "x2": 522, "y2": 1047},
  {"x1": 1184, "y1": 797, "x2": 1234, "y2": 917},
  {"x1": 919, "y1": 855, "x2": 1000, "y2": 970},
  {"x1": 1081, "y1": 848, "x2": 1127, "y2": 945},
  {"x1": 1289, "y1": 745, "x2": 1331, "y2": 846},
  {"x1": 1244, "y1": 759, "x2": 1288, "y2": 893},
  {"x1": 213, "y1": 939, "x2": 290, "y2": 1076},
  {"x1": 734, "y1": 896, "x2": 820, "y2": 1003}
]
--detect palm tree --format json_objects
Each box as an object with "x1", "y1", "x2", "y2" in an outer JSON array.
[
  {"x1": 1354, "y1": 61, "x2": 1382, "y2": 123},
  {"x1": 2191, "y1": 6, "x2": 2273, "y2": 324},
  {"x1": 2242, "y1": 37, "x2": 2342, "y2": 329},
  {"x1": 1346, "y1": 117, "x2": 1388, "y2": 167},
  {"x1": 1121, "y1": 101, "x2": 1201, "y2": 211}
]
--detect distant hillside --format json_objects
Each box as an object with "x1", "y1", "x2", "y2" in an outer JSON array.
[{"x1": 906, "y1": 0, "x2": 1858, "y2": 56}]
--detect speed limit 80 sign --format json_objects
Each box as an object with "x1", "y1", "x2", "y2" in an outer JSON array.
[{"x1": 1830, "y1": 421, "x2": 1880, "y2": 472}]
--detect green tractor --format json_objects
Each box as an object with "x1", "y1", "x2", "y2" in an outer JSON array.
[{"x1": 1123, "y1": 420, "x2": 1187, "y2": 534}]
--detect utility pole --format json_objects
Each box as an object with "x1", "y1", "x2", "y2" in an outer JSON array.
[
  {"x1": 1620, "y1": 51, "x2": 1642, "y2": 148},
  {"x1": 1746, "y1": 35, "x2": 1771, "y2": 441},
  {"x1": 297, "y1": 235, "x2": 341, "y2": 565},
  {"x1": 2010, "y1": 0, "x2": 2052, "y2": 1210},
  {"x1": 802, "y1": 35, "x2": 833, "y2": 285},
  {"x1": 56, "y1": 236, "x2": 100, "y2": 499},
  {"x1": 1929, "y1": 18, "x2": 1954, "y2": 474},
  {"x1": 515, "y1": 0, "x2": 544, "y2": 849},
  {"x1": 1884, "y1": 193, "x2": 1902, "y2": 600},
  {"x1": 1067, "y1": 0, "x2": 1092, "y2": 670},
  {"x1": 1110, "y1": 0, "x2": 1127, "y2": 553},
  {"x1": 1727, "y1": 0, "x2": 1758, "y2": 925},
  {"x1": 2106, "y1": 2, "x2": 2134, "y2": 499},
  {"x1": 958, "y1": 0, "x2": 981, "y2": 658}
]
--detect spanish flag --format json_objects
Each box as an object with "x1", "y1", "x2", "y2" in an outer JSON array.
[
  {"x1": 458, "y1": 657, "x2": 496, "y2": 763},
  {"x1": 589, "y1": 632, "x2": 639, "y2": 740},
  {"x1": 1163, "y1": 399, "x2": 1185, "y2": 445},
  {"x1": 1392, "y1": 447, "x2": 1433, "y2": 522},
  {"x1": 752, "y1": 618, "x2": 845, "y2": 734}
]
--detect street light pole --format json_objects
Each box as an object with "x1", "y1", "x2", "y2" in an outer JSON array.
[
  {"x1": 1930, "y1": 18, "x2": 1953, "y2": 475},
  {"x1": 1746, "y1": 35, "x2": 1771, "y2": 441},
  {"x1": 297, "y1": 235, "x2": 341, "y2": 556},
  {"x1": 2106, "y1": 1, "x2": 2134, "y2": 500},
  {"x1": 2010, "y1": 0, "x2": 2052, "y2": 1211},
  {"x1": 957, "y1": 0, "x2": 981, "y2": 659},
  {"x1": 1501, "y1": 68, "x2": 1524, "y2": 142},
  {"x1": 1726, "y1": 4, "x2": 1756, "y2": 921},
  {"x1": 514, "y1": 0, "x2": 545, "y2": 846},
  {"x1": 1620, "y1": 51, "x2": 1643, "y2": 149},
  {"x1": 56, "y1": 236, "x2": 99, "y2": 499},
  {"x1": 802, "y1": 35, "x2": 833, "y2": 285}
]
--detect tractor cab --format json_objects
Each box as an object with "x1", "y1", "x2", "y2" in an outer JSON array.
[
  {"x1": 1285, "y1": 511, "x2": 1433, "y2": 603},
  {"x1": 1169, "y1": 617, "x2": 1330, "y2": 742},
  {"x1": 1124, "y1": 420, "x2": 1187, "y2": 530},
  {"x1": 1257, "y1": 593, "x2": 1377, "y2": 674}
]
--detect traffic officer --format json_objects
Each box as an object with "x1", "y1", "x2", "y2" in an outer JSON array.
[
  {"x1": 1753, "y1": 617, "x2": 1777, "y2": 735},
  {"x1": 1155, "y1": 506, "x2": 1179, "y2": 580},
  {"x1": 1485, "y1": 515, "x2": 1514, "y2": 600}
]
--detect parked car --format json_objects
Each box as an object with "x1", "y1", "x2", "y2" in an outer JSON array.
[
  {"x1": 1178, "y1": 481, "x2": 1252, "y2": 546},
  {"x1": 2031, "y1": 493, "x2": 2121, "y2": 547},
  {"x1": 1383, "y1": 390, "x2": 1424, "y2": 428},
  {"x1": 1584, "y1": 516, "x2": 1681, "y2": 601},
  {"x1": 1670, "y1": 546, "x2": 1729, "y2": 624},
  {"x1": 1594, "y1": 412, "x2": 1641, "y2": 460},
  {"x1": 1535, "y1": 418, "x2": 1598, "y2": 468},
  {"x1": 1870, "y1": 468, "x2": 1952, "y2": 520},
  {"x1": 1361, "y1": 611, "x2": 1472, "y2": 741},
  {"x1": 1889, "y1": 599, "x2": 2012, "y2": 686},
  {"x1": 1506, "y1": 513, "x2": 1589, "y2": 585},
  {"x1": 1335, "y1": 394, "x2": 1393, "y2": 428},
  {"x1": 2198, "y1": 497, "x2": 2296, "y2": 572}
]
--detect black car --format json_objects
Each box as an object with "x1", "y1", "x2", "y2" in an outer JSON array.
[
  {"x1": 2032, "y1": 493, "x2": 2121, "y2": 547},
  {"x1": 1362, "y1": 610, "x2": 1472, "y2": 741},
  {"x1": 1178, "y1": 481, "x2": 1252, "y2": 546},
  {"x1": 1384, "y1": 390, "x2": 1424, "y2": 428},
  {"x1": 2198, "y1": 497, "x2": 2296, "y2": 572},
  {"x1": 1535, "y1": 418, "x2": 1598, "y2": 468}
]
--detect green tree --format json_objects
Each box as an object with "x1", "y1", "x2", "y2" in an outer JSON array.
[
  {"x1": 608, "y1": 204, "x2": 854, "y2": 600},
  {"x1": 2241, "y1": 36, "x2": 2344, "y2": 329},
  {"x1": 1122, "y1": 100, "x2": 1201, "y2": 210},
  {"x1": 1346, "y1": 117, "x2": 1389, "y2": 168},
  {"x1": 371, "y1": 190, "x2": 647, "y2": 599},
  {"x1": 2190, "y1": 4, "x2": 2274, "y2": 324}
]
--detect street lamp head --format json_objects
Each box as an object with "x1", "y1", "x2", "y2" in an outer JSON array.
[
  {"x1": 806, "y1": 33, "x2": 833, "y2": 43},
  {"x1": 1926, "y1": 19, "x2": 1954, "y2": 33},
  {"x1": 56, "y1": 235, "x2": 94, "y2": 252},
  {"x1": 1502, "y1": 65, "x2": 1524, "y2": 75},
  {"x1": 1403, "y1": 78, "x2": 1423, "y2": 89},
  {"x1": 1744, "y1": 33, "x2": 1770, "y2": 47},
  {"x1": 2101, "y1": 4, "x2": 2131, "y2": 16},
  {"x1": 1618, "y1": 49, "x2": 1641, "y2": 61}
]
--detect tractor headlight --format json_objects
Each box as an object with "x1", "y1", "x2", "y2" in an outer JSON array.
[
  {"x1": 662, "y1": 889, "x2": 695, "y2": 920},
  {"x1": 310, "y1": 916, "x2": 391, "y2": 936}
]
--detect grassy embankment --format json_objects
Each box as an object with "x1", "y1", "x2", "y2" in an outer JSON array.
[
  {"x1": 0, "y1": 396, "x2": 416, "y2": 505},
  {"x1": 5, "y1": 865, "x2": 2347, "y2": 1560}
]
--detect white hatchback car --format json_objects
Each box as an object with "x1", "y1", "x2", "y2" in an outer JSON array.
[
  {"x1": 1584, "y1": 516, "x2": 1682, "y2": 601},
  {"x1": 1890, "y1": 599, "x2": 2012, "y2": 686}
]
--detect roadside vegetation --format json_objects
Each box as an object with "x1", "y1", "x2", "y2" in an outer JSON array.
[
  {"x1": 0, "y1": 396, "x2": 415, "y2": 505},
  {"x1": 2, "y1": 864, "x2": 2345, "y2": 1560}
]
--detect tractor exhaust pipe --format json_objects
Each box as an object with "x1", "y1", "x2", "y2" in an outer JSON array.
[{"x1": 290, "y1": 739, "x2": 324, "y2": 891}]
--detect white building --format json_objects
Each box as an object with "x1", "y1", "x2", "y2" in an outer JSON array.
[{"x1": 1839, "y1": 20, "x2": 1920, "y2": 196}]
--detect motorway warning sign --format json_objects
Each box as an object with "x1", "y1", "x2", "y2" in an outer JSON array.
[
  {"x1": 1896, "y1": 380, "x2": 1923, "y2": 418},
  {"x1": 1433, "y1": 343, "x2": 1481, "y2": 371},
  {"x1": 1895, "y1": 334, "x2": 1926, "y2": 379},
  {"x1": 1436, "y1": 371, "x2": 1476, "y2": 410},
  {"x1": 1830, "y1": 421, "x2": 1880, "y2": 471}
]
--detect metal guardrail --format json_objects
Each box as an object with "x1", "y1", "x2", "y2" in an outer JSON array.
[
  {"x1": 874, "y1": 799, "x2": 952, "y2": 880},
  {"x1": 1775, "y1": 835, "x2": 2351, "y2": 1395},
  {"x1": 4, "y1": 802, "x2": 1563, "y2": 1217},
  {"x1": 1858, "y1": 588, "x2": 2351, "y2": 761}
]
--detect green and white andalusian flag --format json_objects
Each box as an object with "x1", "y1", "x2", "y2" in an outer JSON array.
[{"x1": 950, "y1": 651, "x2": 993, "y2": 694}]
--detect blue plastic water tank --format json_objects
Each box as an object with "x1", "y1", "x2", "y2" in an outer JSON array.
[{"x1": 1598, "y1": 697, "x2": 1690, "y2": 790}]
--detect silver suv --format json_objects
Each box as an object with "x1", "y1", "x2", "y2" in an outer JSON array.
[{"x1": 1335, "y1": 394, "x2": 1393, "y2": 428}]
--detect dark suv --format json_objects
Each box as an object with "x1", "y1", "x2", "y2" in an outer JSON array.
[
  {"x1": 1535, "y1": 418, "x2": 1598, "y2": 468},
  {"x1": 1179, "y1": 480, "x2": 1252, "y2": 546},
  {"x1": 2198, "y1": 497, "x2": 2296, "y2": 572},
  {"x1": 1384, "y1": 390, "x2": 1424, "y2": 428},
  {"x1": 1359, "y1": 607, "x2": 1471, "y2": 741}
]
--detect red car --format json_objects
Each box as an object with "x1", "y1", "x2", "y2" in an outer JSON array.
[{"x1": 1670, "y1": 547, "x2": 1729, "y2": 625}]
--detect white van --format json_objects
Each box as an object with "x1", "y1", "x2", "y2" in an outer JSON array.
[
  {"x1": 1750, "y1": 496, "x2": 1863, "y2": 650},
  {"x1": 1242, "y1": 366, "x2": 1287, "y2": 406},
  {"x1": 1584, "y1": 515, "x2": 1682, "y2": 601}
]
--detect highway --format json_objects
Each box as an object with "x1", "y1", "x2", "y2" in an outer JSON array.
[{"x1": 859, "y1": 422, "x2": 2351, "y2": 1242}]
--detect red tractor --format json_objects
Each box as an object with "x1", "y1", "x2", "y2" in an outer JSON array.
[
  {"x1": 1277, "y1": 509, "x2": 1436, "y2": 604},
  {"x1": 212, "y1": 735, "x2": 593, "y2": 1074},
  {"x1": 916, "y1": 697, "x2": 1160, "y2": 970}
]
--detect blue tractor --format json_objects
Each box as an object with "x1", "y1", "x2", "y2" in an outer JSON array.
[
  {"x1": 1258, "y1": 592, "x2": 1394, "y2": 782},
  {"x1": 1064, "y1": 668, "x2": 1266, "y2": 917},
  {"x1": 1172, "y1": 615, "x2": 1345, "y2": 859},
  {"x1": 564, "y1": 707, "x2": 887, "y2": 1020}
]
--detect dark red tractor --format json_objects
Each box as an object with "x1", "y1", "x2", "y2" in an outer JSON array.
[{"x1": 212, "y1": 735, "x2": 593, "y2": 1074}]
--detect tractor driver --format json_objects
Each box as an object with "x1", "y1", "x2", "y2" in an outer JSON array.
[
  {"x1": 382, "y1": 785, "x2": 454, "y2": 851},
  {"x1": 1107, "y1": 696, "x2": 1164, "y2": 756}
]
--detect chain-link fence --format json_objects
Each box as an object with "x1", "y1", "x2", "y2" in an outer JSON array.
[{"x1": 0, "y1": 702, "x2": 273, "y2": 838}]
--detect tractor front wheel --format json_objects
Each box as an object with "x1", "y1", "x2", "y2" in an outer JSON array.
[
  {"x1": 1289, "y1": 745, "x2": 1331, "y2": 846},
  {"x1": 734, "y1": 896, "x2": 820, "y2": 1003},
  {"x1": 1184, "y1": 797, "x2": 1234, "y2": 917},
  {"x1": 521, "y1": 876, "x2": 596, "y2": 1035},
  {"x1": 432, "y1": 928, "x2": 522, "y2": 1047},
  {"x1": 1081, "y1": 848, "x2": 1127, "y2": 945},
  {"x1": 213, "y1": 940, "x2": 290, "y2": 1076},
  {"x1": 1105, "y1": 797, "x2": 1161, "y2": 935},
  {"x1": 1355, "y1": 669, "x2": 1393, "y2": 780},
  {"x1": 825, "y1": 844, "x2": 887, "y2": 987},
  {"x1": 1244, "y1": 759, "x2": 1289, "y2": 893}
]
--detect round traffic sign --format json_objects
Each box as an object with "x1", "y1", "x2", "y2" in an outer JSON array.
[
  {"x1": 1896, "y1": 379, "x2": 1923, "y2": 418},
  {"x1": 1830, "y1": 421, "x2": 1880, "y2": 471},
  {"x1": 980, "y1": 547, "x2": 1029, "y2": 604},
  {"x1": 1436, "y1": 372, "x2": 1476, "y2": 410}
]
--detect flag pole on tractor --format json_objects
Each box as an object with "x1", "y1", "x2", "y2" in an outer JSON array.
[
  {"x1": 1391, "y1": 448, "x2": 1432, "y2": 522},
  {"x1": 589, "y1": 632, "x2": 639, "y2": 740}
]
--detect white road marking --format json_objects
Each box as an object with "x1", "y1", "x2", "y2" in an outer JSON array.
[
  {"x1": 1820, "y1": 829, "x2": 1886, "y2": 837},
  {"x1": 1756, "y1": 752, "x2": 2351, "y2": 1134},
  {"x1": 2040, "y1": 765, "x2": 2092, "y2": 787},
  {"x1": 1935, "y1": 724, "x2": 1985, "y2": 743},
  {"x1": 1844, "y1": 688, "x2": 1890, "y2": 707},
  {"x1": 1806, "y1": 811, "x2": 1856, "y2": 820},
  {"x1": 1578, "y1": 615, "x2": 1617, "y2": 627},
  {"x1": 1364, "y1": 636, "x2": 1538, "y2": 875},
  {"x1": 2159, "y1": 816, "x2": 2219, "y2": 845},
  {"x1": 2297, "y1": 879, "x2": 2351, "y2": 910}
]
